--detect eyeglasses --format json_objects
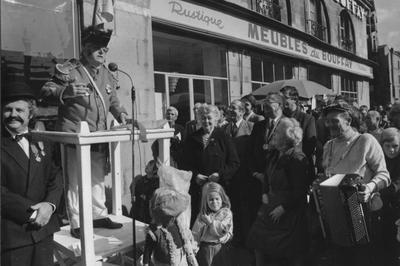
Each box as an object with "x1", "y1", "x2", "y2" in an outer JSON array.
[{"x1": 87, "y1": 45, "x2": 109, "y2": 53}]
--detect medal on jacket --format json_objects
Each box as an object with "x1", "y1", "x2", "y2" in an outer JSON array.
[
  {"x1": 105, "y1": 84, "x2": 112, "y2": 94},
  {"x1": 38, "y1": 141, "x2": 46, "y2": 157},
  {"x1": 30, "y1": 141, "x2": 46, "y2": 162},
  {"x1": 30, "y1": 144, "x2": 41, "y2": 162}
]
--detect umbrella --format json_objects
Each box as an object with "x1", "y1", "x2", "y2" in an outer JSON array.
[{"x1": 252, "y1": 79, "x2": 334, "y2": 99}]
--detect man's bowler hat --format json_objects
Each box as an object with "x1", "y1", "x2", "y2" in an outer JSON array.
[{"x1": 2, "y1": 81, "x2": 36, "y2": 103}]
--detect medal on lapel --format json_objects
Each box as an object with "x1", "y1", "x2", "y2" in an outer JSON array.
[
  {"x1": 30, "y1": 142, "x2": 45, "y2": 162},
  {"x1": 105, "y1": 84, "x2": 112, "y2": 94},
  {"x1": 38, "y1": 141, "x2": 46, "y2": 157},
  {"x1": 30, "y1": 144, "x2": 41, "y2": 162}
]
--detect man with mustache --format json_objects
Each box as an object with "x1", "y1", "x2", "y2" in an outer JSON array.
[
  {"x1": 40, "y1": 24, "x2": 127, "y2": 238},
  {"x1": 1, "y1": 81, "x2": 62, "y2": 266}
]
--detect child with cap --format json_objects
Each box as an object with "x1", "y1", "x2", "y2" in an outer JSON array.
[{"x1": 143, "y1": 188, "x2": 198, "y2": 266}]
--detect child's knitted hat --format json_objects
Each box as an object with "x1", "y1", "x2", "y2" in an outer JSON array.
[{"x1": 150, "y1": 187, "x2": 189, "y2": 224}]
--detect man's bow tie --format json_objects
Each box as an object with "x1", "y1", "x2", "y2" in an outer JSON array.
[{"x1": 13, "y1": 133, "x2": 29, "y2": 142}]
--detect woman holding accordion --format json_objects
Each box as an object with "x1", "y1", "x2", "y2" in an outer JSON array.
[{"x1": 321, "y1": 101, "x2": 390, "y2": 266}]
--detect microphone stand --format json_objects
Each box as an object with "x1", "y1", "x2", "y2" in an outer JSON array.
[
  {"x1": 117, "y1": 68, "x2": 137, "y2": 266},
  {"x1": 129, "y1": 72, "x2": 137, "y2": 266}
]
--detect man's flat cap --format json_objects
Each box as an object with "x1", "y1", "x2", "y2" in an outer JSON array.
[{"x1": 323, "y1": 101, "x2": 352, "y2": 116}]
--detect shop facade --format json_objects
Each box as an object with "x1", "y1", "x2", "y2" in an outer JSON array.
[{"x1": 150, "y1": 0, "x2": 376, "y2": 121}]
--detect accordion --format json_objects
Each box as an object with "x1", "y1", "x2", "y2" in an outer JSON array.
[{"x1": 313, "y1": 173, "x2": 370, "y2": 247}]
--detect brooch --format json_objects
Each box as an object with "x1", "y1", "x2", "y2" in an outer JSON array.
[{"x1": 105, "y1": 84, "x2": 112, "y2": 94}]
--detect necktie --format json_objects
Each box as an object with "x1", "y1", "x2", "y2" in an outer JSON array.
[
  {"x1": 269, "y1": 119, "x2": 275, "y2": 131},
  {"x1": 231, "y1": 123, "x2": 238, "y2": 137},
  {"x1": 267, "y1": 120, "x2": 275, "y2": 138}
]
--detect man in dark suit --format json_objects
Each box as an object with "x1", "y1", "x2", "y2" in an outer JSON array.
[
  {"x1": 281, "y1": 86, "x2": 316, "y2": 182},
  {"x1": 1, "y1": 81, "x2": 63, "y2": 266},
  {"x1": 224, "y1": 99, "x2": 254, "y2": 246},
  {"x1": 248, "y1": 92, "x2": 285, "y2": 183}
]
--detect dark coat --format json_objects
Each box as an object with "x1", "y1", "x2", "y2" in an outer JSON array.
[
  {"x1": 248, "y1": 116, "x2": 285, "y2": 175},
  {"x1": 181, "y1": 127, "x2": 240, "y2": 222},
  {"x1": 290, "y1": 109, "x2": 316, "y2": 160},
  {"x1": 182, "y1": 127, "x2": 240, "y2": 185},
  {"x1": 223, "y1": 120, "x2": 253, "y2": 165},
  {"x1": 289, "y1": 109, "x2": 317, "y2": 181},
  {"x1": 247, "y1": 147, "x2": 309, "y2": 258},
  {"x1": 1, "y1": 130, "x2": 62, "y2": 250},
  {"x1": 224, "y1": 120, "x2": 258, "y2": 245}
]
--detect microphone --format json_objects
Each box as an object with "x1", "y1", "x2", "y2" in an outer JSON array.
[
  {"x1": 108, "y1": 62, "x2": 135, "y2": 101},
  {"x1": 108, "y1": 62, "x2": 118, "y2": 72}
]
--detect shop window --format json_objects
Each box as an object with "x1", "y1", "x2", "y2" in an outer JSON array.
[
  {"x1": 263, "y1": 61, "x2": 274, "y2": 83},
  {"x1": 153, "y1": 31, "x2": 227, "y2": 77},
  {"x1": 1, "y1": 0, "x2": 79, "y2": 124},
  {"x1": 306, "y1": 0, "x2": 330, "y2": 43},
  {"x1": 340, "y1": 73, "x2": 358, "y2": 103},
  {"x1": 213, "y1": 79, "x2": 229, "y2": 106},
  {"x1": 308, "y1": 64, "x2": 332, "y2": 90},
  {"x1": 339, "y1": 11, "x2": 355, "y2": 53},
  {"x1": 153, "y1": 31, "x2": 229, "y2": 124},
  {"x1": 251, "y1": 56, "x2": 263, "y2": 82}
]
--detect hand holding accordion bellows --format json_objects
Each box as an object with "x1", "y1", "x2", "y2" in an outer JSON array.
[{"x1": 357, "y1": 183, "x2": 375, "y2": 203}]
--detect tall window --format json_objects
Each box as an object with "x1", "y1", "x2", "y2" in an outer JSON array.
[
  {"x1": 308, "y1": 64, "x2": 332, "y2": 90},
  {"x1": 340, "y1": 73, "x2": 358, "y2": 103},
  {"x1": 253, "y1": 0, "x2": 282, "y2": 21},
  {"x1": 153, "y1": 31, "x2": 229, "y2": 124},
  {"x1": 339, "y1": 11, "x2": 355, "y2": 53},
  {"x1": 250, "y1": 53, "x2": 295, "y2": 91},
  {"x1": 307, "y1": 0, "x2": 329, "y2": 42}
]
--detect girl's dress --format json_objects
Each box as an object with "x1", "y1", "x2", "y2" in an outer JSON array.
[{"x1": 192, "y1": 207, "x2": 233, "y2": 266}]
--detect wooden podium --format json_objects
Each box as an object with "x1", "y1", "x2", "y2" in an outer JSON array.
[{"x1": 31, "y1": 121, "x2": 175, "y2": 266}]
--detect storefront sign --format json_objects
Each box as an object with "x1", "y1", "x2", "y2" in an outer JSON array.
[
  {"x1": 151, "y1": 0, "x2": 373, "y2": 78},
  {"x1": 332, "y1": 0, "x2": 366, "y2": 20},
  {"x1": 169, "y1": 1, "x2": 224, "y2": 29}
]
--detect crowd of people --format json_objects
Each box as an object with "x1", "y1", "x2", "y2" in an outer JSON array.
[
  {"x1": 3, "y1": 22, "x2": 400, "y2": 266},
  {"x1": 134, "y1": 90, "x2": 400, "y2": 266}
]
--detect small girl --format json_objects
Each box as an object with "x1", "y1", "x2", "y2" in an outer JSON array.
[
  {"x1": 192, "y1": 182, "x2": 233, "y2": 266},
  {"x1": 143, "y1": 188, "x2": 198, "y2": 266}
]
